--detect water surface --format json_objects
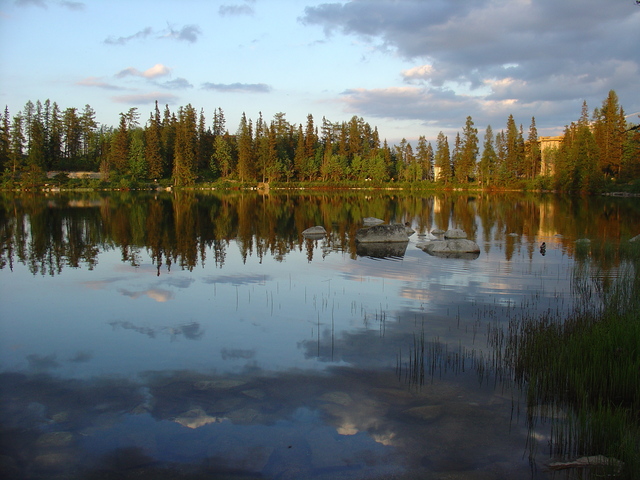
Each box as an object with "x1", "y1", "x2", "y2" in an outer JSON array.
[{"x1": 1, "y1": 191, "x2": 637, "y2": 479}]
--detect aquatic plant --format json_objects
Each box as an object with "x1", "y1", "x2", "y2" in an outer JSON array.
[{"x1": 504, "y1": 241, "x2": 640, "y2": 478}]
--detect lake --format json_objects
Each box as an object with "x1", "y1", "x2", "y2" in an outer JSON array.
[{"x1": 1, "y1": 190, "x2": 638, "y2": 479}]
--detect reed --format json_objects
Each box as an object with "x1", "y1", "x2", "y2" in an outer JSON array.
[{"x1": 504, "y1": 241, "x2": 640, "y2": 478}]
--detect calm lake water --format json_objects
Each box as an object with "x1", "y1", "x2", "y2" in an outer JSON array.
[{"x1": 1, "y1": 190, "x2": 638, "y2": 479}]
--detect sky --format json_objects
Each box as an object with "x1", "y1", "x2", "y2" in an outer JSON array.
[{"x1": 1, "y1": 0, "x2": 639, "y2": 145}]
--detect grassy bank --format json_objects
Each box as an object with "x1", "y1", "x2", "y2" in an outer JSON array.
[{"x1": 505, "y1": 240, "x2": 640, "y2": 478}]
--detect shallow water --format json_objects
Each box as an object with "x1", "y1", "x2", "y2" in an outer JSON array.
[{"x1": 1, "y1": 191, "x2": 638, "y2": 479}]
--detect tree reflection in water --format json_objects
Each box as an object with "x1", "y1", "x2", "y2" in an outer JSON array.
[{"x1": 1, "y1": 190, "x2": 639, "y2": 479}]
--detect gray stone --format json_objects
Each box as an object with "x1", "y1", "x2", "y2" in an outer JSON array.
[
  {"x1": 363, "y1": 217, "x2": 385, "y2": 226},
  {"x1": 630, "y1": 234, "x2": 640, "y2": 243},
  {"x1": 419, "y1": 239, "x2": 480, "y2": 259},
  {"x1": 301, "y1": 226, "x2": 326, "y2": 236},
  {"x1": 444, "y1": 228, "x2": 467, "y2": 239},
  {"x1": 431, "y1": 228, "x2": 445, "y2": 235},
  {"x1": 404, "y1": 223, "x2": 415, "y2": 235},
  {"x1": 355, "y1": 224, "x2": 409, "y2": 243}
]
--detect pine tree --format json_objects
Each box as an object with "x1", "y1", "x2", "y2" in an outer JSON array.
[
  {"x1": 479, "y1": 125, "x2": 497, "y2": 186},
  {"x1": 128, "y1": 129, "x2": 147, "y2": 181},
  {"x1": 434, "y1": 132, "x2": 451, "y2": 183},
  {"x1": 62, "y1": 107, "x2": 82, "y2": 166},
  {"x1": 172, "y1": 104, "x2": 198, "y2": 186},
  {"x1": 524, "y1": 117, "x2": 540, "y2": 179},
  {"x1": 212, "y1": 135, "x2": 233, "y2": 178},
  {"x1": 0, "y1": 107, "x2": 10, "y2": 172},
  {"x1": 161, "y1": 105, "x2": 176, "y2": 177},
  {"x1": 504, "y1": 115, "x2": 524, "y2": 183},
  {"x1": 111, "y1": 113, "x2": 130, "y2": 173},
  {"x1": 458, "y1": 116, "x2": 478, "y2": 183},
  {"x1": 10, "y1": 114, "x2": 24, "y2": 176},
  {"x1": 212, "y1": 107, "x2": 226, "y2": 138},
  {"x1": 451, "y1": 133, "x2": 462, "y2": 182},
  {"x1": 593, "y1": 90, "x2": 626, "y2": 178},
  {"x1": 236, "y1": 112, "x2": 254, "y2": 182},
  {"x1": 47, "y1": 102, "x2": 62, "y2": 170},
  {"x1": 145, "y1": 104, "x2": 163, "y2": 180},
  {"x1": 79, "y1": 104, "x2": 98, "y2": 167},
  {"x1": 416, "y1": 136, "x2": 433, "y2": 181}
]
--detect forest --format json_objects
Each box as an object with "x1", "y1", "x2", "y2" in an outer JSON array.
[{"x1": 0, "y1": 90, "x2": 638, "y2": 192}]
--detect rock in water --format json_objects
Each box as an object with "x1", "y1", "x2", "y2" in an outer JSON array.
[
  {"x1": 418, "y1": 239, "x2": 480, "y2": 259},
  {"x1": 444, "y1": 228, "x2": 467, "y2": 239},
  {"x1": 355, "y1": 224, "x2": 409, "y2": 243}
]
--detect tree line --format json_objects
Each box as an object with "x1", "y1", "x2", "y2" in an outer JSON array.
[{"x1": 0, "y1": 90, "x2": 638, "y2": 191}]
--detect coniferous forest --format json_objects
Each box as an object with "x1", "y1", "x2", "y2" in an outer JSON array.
[{"x1": 1, "y1": 90, "x2": 638, "y2": 192}]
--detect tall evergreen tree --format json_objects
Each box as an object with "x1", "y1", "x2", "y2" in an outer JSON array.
[
  {"x1": 236, "y1": 112, "x2": 255, "y2": 182},
  {"x1": 9, "y1": 114, "x2": 25, "y2": 176},
  {"x1": 0, "y1": 107, "x2": 10, "y2": 172},
  {"x1": 479, "y1": 125, "x2": 497, "y2": 186},
  {"x1": 451, "y1": 133, "x2": 462, "y2": 182},
  {"x1": 212, "y1": 135, "x2": 233, "y2": 178},
  {"x1": 62, "y1": 107, "x2": 82, "y2": 166},
  {"x1": 145, "y1": 105, "x2": 163, "y2": 180},
  {"x1": 161, "y1": 105, "x2": 176, "y2": 177},
  {"x1": 434, "y1": 131, "x2": 451, "y2": 183},
  {"x1": 593, "y1": 89, "x2": 626, "y2": 178},
  {"x1": 111, "y1": 113, "x2": 130, "y2": 173},
  {"x1": 173, "y1": 104, "x2": 198, "y2": 186},
  {"x1": 524, "y1": 117, "x2": 540, "y2": 179},
  {"x1": 504, "y1": 115, "x2": 524, "y2": 182},
  {"x1": 458, "y1": 116, "x2": 478, "y2": 183},
  {"x1": 416, "y1": 136, "x2": 433, "y2": 181}
]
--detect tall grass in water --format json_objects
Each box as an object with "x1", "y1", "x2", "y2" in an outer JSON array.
[{"x1": 506, "y1": 241, "x2": 640, "y2": 478}]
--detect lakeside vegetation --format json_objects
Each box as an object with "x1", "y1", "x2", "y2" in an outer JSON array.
[
  {"x1": 1, "y1": 90, "x2": 638, "y2": 193},
  {"x1": 504, "y1": 240, "x2": 640, "y2": 478}
]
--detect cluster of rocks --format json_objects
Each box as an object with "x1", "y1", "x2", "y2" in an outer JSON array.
[
  {"x1": 303, "y1": 219, "x2": 480, "y2": 259},
  {"x1": 418, "y1": 228, "x2": 480, "y2": 259}
]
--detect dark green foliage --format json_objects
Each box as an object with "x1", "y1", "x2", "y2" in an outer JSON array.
[
  {"x1": 1, "y1": 90, "x2": 639, "y2": 190},
  {"x1": 506, "y1": 243, "x2": 640, "y2": 478}
]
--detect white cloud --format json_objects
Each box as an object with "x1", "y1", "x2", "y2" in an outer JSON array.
[
  {"x1": 117, "y1": 64, "x2": 172, "y2": 79},
  {"x1": 401, "y1": 65, "x2": 435, "y2": 83}
]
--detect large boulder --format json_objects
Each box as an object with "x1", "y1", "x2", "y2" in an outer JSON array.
[
  {"x1": 418, "y1": 239, "x2": 480, "y2": 259},
  {"x1": 355, "y1": 224, "x2": 409, "y2": 243}
]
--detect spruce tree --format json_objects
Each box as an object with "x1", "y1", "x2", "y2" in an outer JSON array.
[
  {"x1": 172, "y1": 104, "x2": 198, "y2": 186},
  {"x1": 434, "y1": 131, "x2": 451, "y2": 183},
  {"x1": 459, "y1": 116, "x2": 478, "y2": 183},
  {"x1": 479, "y1": 125, "x2": 497, "y2": 186}
]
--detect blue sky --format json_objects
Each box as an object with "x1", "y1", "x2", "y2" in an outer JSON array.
[{"x1": 1, "y1": 0, "x2": 639, "y2": 145}]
